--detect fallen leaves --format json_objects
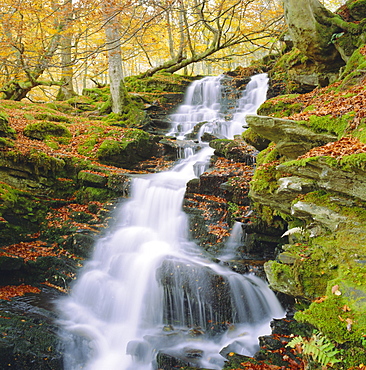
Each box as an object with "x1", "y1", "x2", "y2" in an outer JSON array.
[
  {"x1": 0, "y1": 240, "x2": 57, "y2": 262},
  {"x1": 0, "y1": 284, "x2": 40, "y2": 301},
  {"x1": 298, "y1": 137, "x2": 366, "y2": 160}
]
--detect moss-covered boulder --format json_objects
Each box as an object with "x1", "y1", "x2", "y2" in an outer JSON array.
[
  {"x1": 0, "y1": 111, "x2": 16, "y2": 139},
  {"x1": 96, "y1": 128, "x2": 159, "y2": 168},
  {"x1": 23, "y1": 121, "x2": 71, "y2": 141},
  {"x1": 209, "y1": 138, "x2": 257, "y2": 164}
]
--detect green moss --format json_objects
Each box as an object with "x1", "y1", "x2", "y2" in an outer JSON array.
[
  {"x1": 23, "y1": 121, "x2": 71, "y2": 141},
  {"x1": 283, "y1": 152, "x2": 366, "y2": 173},
  {"x1": 96, "y1": 128, "x2": 157, "y2": 168},
  {"x1": 258, "y1": 98, "x2": 303, "y2": 118},
  {"x1": 82, "y1": 86, "x2": 110, "y2": 102},
  {"x1": 0, "y1": 110, "x2": 16, "y2": 138},
  {"x1": 66, "y1": 95, "x2": 96, "y2": 111},
  {"x1": 125, "y1": 72, "x2": 192, "y2": 94},
  {"x1": 46, "y1": 101, "x2": 77, "y2": 114},
  {"x1": 0, "y1": 137, "x2": 14, "y2": 148},
  {"x1": 295, "y1": 277, "x2": 366, "y2": 345},
  {"x1": 338, "y1": 47, "x2": 366, "y2": 89},
  {"x1": 75, "y1": 186, "x2": 116, "y2": 204},
  {"x1": 33, "y1": 112, "x2": 70, "y2": 123},
  {"x1": 339, "y1": 152, "x2": 366, "y2": 171},
  {"x1": 250, "y1": 145, "x2": 282, "y2": 194},
  {"x1": 0, "y1": 183, "x2": 48, "y2": 243},
  {"x1": 298, "y1": 112, "x2": 354, "y2": 137},
  {"x1": 77, "y1": 134, "x2": 100, "y2": 156},
  {"x1": 300, "y1": 190, "x2": 366, "y2": 223},
  {"x1": 241, "y1": 127, "x2": 269, "y2": 150}
]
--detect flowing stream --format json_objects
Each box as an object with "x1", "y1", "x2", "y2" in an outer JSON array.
[{"x1": 58, "y1": 73, "x2": 284, "y2": 370}]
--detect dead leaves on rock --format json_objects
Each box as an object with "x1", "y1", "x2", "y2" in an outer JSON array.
[
  {"x1": 0, "y1": 284, "x2": 41, "y2": 301},
  {"x1": 298, "y1": 136, "x2": 366, "y2": 160}
]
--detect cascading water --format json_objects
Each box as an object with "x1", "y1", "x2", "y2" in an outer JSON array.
[{"x1": 58, "y1": 73, "x2": 284, "y2": 370}]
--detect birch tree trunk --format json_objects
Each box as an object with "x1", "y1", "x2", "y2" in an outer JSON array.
[
  {"x1": 56, "y1": 0, "x2": 76, "y2": 100},
  {"x1": 103, "y1": 1, "x2": 125, "y2": 114}
]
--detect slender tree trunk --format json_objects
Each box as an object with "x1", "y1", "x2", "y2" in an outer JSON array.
[
  {"x1": 57, "y1": 31, "x2": 76, "y2": 100},
  {"x1": 56, "y1": 0, "x2": 76, "y2": 100},
  {"x1": 103, "y1": 1, "x2": 125, "y2": 114}
]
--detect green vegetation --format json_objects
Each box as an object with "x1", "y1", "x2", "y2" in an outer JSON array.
[
  {"x1": 0, "y1": 110, "x2": 16, "y2": 138},
  {"x1": 257, "y1": 95, "x2": 303, "y2": 117},
  {"x1": 298, "y1": 112, "x2": 355, "y2": 137},
  {"x1": 125, "y1": 72, "x2": 192, "y2": 93},
  {"x1": 97, "y1": 128, "x2": 158, "y2": 168},
  {"x1": 286, "y1": 331, "x2": 342, "y2": 367},
  {"x1": 23, "y1": 121, "x2": 71, "y2": 141}
]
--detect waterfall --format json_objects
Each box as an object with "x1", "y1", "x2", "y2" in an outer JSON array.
[{"x1": 58, "y1": 73, "x2": 284, "y2": 370}]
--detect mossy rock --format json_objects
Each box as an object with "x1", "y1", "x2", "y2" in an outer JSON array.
[
  {"x1": 78, "y1": 170, "x2": 108, "y2": 188},
  {"x1": 75, "y1": 186, "x2": 117, "y2": 204},
  {"x1": 66, "y1": 95, "x2": 96, "y2": 111},
  {"x1": 33, "y1": 112, "x2": 71, "y2": 123},
  {"x1": 0, "y1": 111, "x2": 16, "y2": 139},
  {"x1": 96, "y1": 128, "x2": 159, "y2": 168},
  {"x1": 0, "y1": 183, "x2": 49, "y2": 244},
  {"x1": 23, "y1": 121, "x2": 71, "y2": 141},
  {"x1": 0, "y1": 137, "x2": 14, "y2": 148},
  {"x1": 295, "y1": 270, "x2": 366, "y2": 346},
  {"x1": 338, "y1": 46, "x2": 366, "y2": 89},
  {"x1": 241, "y1": 127, "x2": 270, "y2": 151},
  {"x1": 209, "y1": 138, "x2": 257, "y2": 163},
  {"x1": 257, "y1": 95, "x2": 303, "y2": 117},
  {"x1": 346, "y1": 0, "x2": 366, "y2": 20},
  {"x1": 125, "y1": 73, "x2": 194, "y2": 94}
]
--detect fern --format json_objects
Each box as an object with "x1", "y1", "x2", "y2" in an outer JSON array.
[{"x1": 287, "y1": 331, "x2": 342, "y2": 367}]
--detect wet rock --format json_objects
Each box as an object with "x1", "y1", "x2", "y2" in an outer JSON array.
[
  {"x1": 0, "y1": 288, "x2": 64, "y2": 370},
  {"x1": 70, "y1": 230, "x2": 96, "y2": 258},
  {"x1": 209, "y1": 138, "x2": 257, "y2": 164},
  {"x1": 126, "y1": 340, "x2": 150, "y2": 362},
  {"x1": 0, "y1": 256, "x2": 24, "y2": 271},
  {"x1": 156, "y1": 352, "x2": 192, "y2": 369},
  {"x1": 201, "y1": 132, "x2": 219, "y2": 142},
  {"x1": 184, "y1": 347, "x2": 204, "y2": 358}
]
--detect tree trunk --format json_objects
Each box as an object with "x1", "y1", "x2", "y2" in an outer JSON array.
[
  {"x1": 283, "y1": 0, "x2": 343, "y2": 69},
  {"x1": 56, "y1": 31, "x2": 76, "y2": 100},
  {"x1": 56, "y1": 0, "x2": 76, "y2": 101},
  {"x1": 103, "y1": 2, "x2": 125, "y2": 115}
]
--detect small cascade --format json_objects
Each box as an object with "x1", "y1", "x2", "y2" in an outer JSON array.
[
  {"x1": 58, "y1": 73, "x2": 284, "y2": 370},
  {"x1": 219, "y1": 222, "x2": 245, "y2": 261},
  {"x1": 168, "y1": 75, "x2": 224, "y2": 140}
]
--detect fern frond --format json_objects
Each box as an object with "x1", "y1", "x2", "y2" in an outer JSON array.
[{"x1": 286, "y1": 332, "x2": 342, "y2": 367}]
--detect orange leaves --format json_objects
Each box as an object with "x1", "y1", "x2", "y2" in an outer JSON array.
[
  {"x1": 0, "y1": 240, "x2": 57, "y2": 262},
  {"x1": 298, "y1": 137, "x2": 366, "y2": 160},
  {"x1": 277, "y1": 79, "x2": 366, "y2": 128},
  {"x1": 211, "y1": 157, "x2": 253, "y2": 177},
  {"x1": 208, "y1": 223, "x2": 230, "y2": 243},
  {"x1": 0, "y1": 284, "x2": 41, "y2": 301}
]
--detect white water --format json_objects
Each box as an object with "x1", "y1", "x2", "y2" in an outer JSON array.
[
  {"x1": 58, "y1": 73, "x2": 284, "y2": 370},
  {"x1": 168, "y1": 73, "x2": 269, "y2": 141}
]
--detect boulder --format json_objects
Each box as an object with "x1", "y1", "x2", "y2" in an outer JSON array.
[
  {"x1": 278, "y1": 156, "x2": 366, "y2": 202},
  {"x1": 246, "y1": 115, "x2": 337, "y2": 159}
]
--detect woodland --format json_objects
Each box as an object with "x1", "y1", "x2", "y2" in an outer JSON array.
[{"x1": 0, "y1": 0, "x2": 366, "y2": 369}]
